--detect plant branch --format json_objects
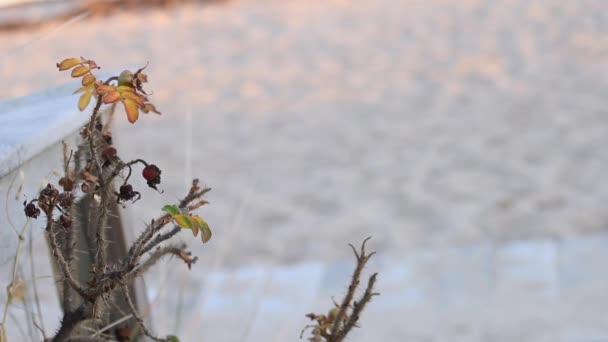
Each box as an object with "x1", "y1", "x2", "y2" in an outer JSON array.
[
  {"x1": 134, "y1": 245, "x2": 197, "y2": 277},
  {"x1": 140, "y1": 225, "x2": 181, "y2": 255},
  {"x1": 46, "y1": 214, "x2": 90, "y2": 301},
  {"x1": 87, "y1": 96, "x2": 104, "y2": 188},
  {"x1": 329, "y1": 237, "x2": 377, "y2": 341}
]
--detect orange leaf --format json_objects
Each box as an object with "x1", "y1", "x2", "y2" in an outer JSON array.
[
  {"x1": 102, "y1": 91, "x2": 120, "y2": 104},
  {"x1": 71, "y1": 65, "x2": 89, "y2": 77},
  {"x1": 120, "y1": 91, "x2": 145, "y2": 106},
  {"x1": 95, "y1": 84, "x2": 116, "y2": 95},
  {"x1": 57, "y1": 58, "x2": 81, "y2": 71},
  {"x1": 78, "y1": 90, "x2": 93, "y2": 111},
  {"x1": 82, "y1": 73, "x2": 96, "y2": 86},
  {"x1": 123, "y1": 98, "x2": 140, "y2": 123}
]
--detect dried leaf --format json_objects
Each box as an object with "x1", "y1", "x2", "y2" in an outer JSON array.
[
  {"x1": 137, "y1": 73, "x2": 148, "y2": 83},
  {"x1": 57, "y1": 58, "x2": 81, "y2": 71},
  {"x1": 78, "y1": 90, "x2": 93, "y2": 110},
  {"x1": 123, "y1": 98, "x2": 140, "y2": 123},
  {"x1": 102, "y1": 91, "x2": 120, "y2": 104},
  {"x1": 142, "y1": 102, "x2": 161, "y2": 115},
  {"x1": 71, "y1": 65, "x2": 89, "y2": 77},
  {"x1": 82, "y1": 73, "x2": 96, "y2": 86},
  {"x1": 8, "y1": 277, "x2": 25, "y2": 303},
  {"x1": 191, "y1": 216, "x2": 212, "y2": 243},
  {"x1": 161, "y1": 205, "x2": 180, "y2": 216}
]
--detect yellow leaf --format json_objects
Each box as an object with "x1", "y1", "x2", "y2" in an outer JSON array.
[
  {"x1": 102, "y1": 91, "x2": 120, "y2": 104},
  {"x1": 173, "y1": 214, "x2": 192, "y2": 228},
  {"x1": 123, "y1": 98, "x2": 140, "y2": 123},
  {"x1": 191, "y1": 216, "x2": 212, "y2": 243},
  {"x1": 78, "y1": 90, "x2": 93, "y2": 111},
  {"x1": 57, "y1": 58, "x2": 81, "y2": 71},
  {"x1": 82, "y1": 73, "x2": 96, "y2": 86},
  {"x1": 71, "y1": 65, "x2": 89, "y2": 77},
  {"x1": 116, "y1": 85, "x2": 136, "y2": 93},
  {"x1": 120, "y1": 91, "x2": 145, "y2": 106},
  {"x1": 73, "y1": 85, "x2": 88, "y2": 94}
]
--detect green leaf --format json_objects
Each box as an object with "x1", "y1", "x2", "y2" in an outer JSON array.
[
  {"x1": 191, "y1": 215, "x2": 212, "y2": 243},
  {"x1": 161, "y1": 205, "x2": 180, "y2": 216},
  {"x1": 167, "y1": 336, "x2": 180, "y2": 342}
]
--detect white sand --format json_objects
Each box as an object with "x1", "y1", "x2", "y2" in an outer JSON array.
[{"x1": 0, "y1": 0, "x2": 607, "y2": 269}]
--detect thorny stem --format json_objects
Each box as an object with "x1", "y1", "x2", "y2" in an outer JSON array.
[
  {"x1": 128, "y1": 185, "x2": 211, "y2": 266},
  {"x1": 87, "y1": 96, "x2": 104, "y2": 188},
  {"x1": 134, "y1": 245, "x2": 197, "y2": 276},
  {"x1": 1, "y1": 218, "x2": 30, "y2": 337},
  {"x1": 62, "y1": 143, "x2": 76, "y2": 312},
  {"x1": 87, "y1": 95, "x2": 109, "y2": 270},
  {"x1": 336, "y1": 273, "x2": 379, "y2": 341},
  {"x1": 93, "y1": 187, "x2": 110, "y2": 271},
  {"x1": 123, "y1": 285, "x2": 166, "y2": 342},
  {"x1": 140, "y1": 226, "x2": 180, "y2": 255},
  {"x1": 328, "y1": 237, "x2": 378, "y2": 342},
  {"x1": 45, "y1": 214, "x2": 90, "y2": 301}
]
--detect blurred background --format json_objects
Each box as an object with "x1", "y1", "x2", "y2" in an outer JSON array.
[{"x1": 1, "y1": 0, "x2": 608, "y2": 340}]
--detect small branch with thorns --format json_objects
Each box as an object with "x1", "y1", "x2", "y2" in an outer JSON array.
[{"x1": 301, "y1": 237, "x2": 380, "y2": 342}]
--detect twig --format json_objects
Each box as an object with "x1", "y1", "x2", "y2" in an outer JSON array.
[
  {"x1": 303, "y1": 237, "x2": 379, "y2": 342},
  {"x1": 91, "y1": 314, "x2": 132, "y2": 337},
  {"x1": 29, "y1": 226, "x2": 46, "y2": 339},
  {"x1": 0, "y1": 218, "x2": 30, "y2": 338}
]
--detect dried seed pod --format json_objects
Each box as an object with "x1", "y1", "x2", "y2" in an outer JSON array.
[
  {"x1": 116, "y1": 184, "x2": 141, "y2": 204},
  {"x1": 58, "y1": 191, "x2": 74, "y2": 209},
  {"x1": 142, "y1": 164, "x2": 161, "y2": 190},
  {"x1": 59, "y1": 213, "x2": 73, "y2": 230},
  {"x1": 23, "y1": 200, "x2": 40, "y2": 219},
  {"x1": 38, "y1": 183, "x2": 59, "y2": 213}
]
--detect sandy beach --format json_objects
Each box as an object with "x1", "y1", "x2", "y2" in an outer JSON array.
[{"x1": 1, "y1": 0, "x2": 608, "y2": 267}]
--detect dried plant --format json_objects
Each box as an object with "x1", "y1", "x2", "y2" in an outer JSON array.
[
  {"x1": 301, "y1": 237, "x2": 379, "y2": 342},
  {"x1": 1, "y1": 56, "x2": 379, "y2": 342},
  {"x1": 8, "y1": 57, "x2": 213, "y2": 342}
]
